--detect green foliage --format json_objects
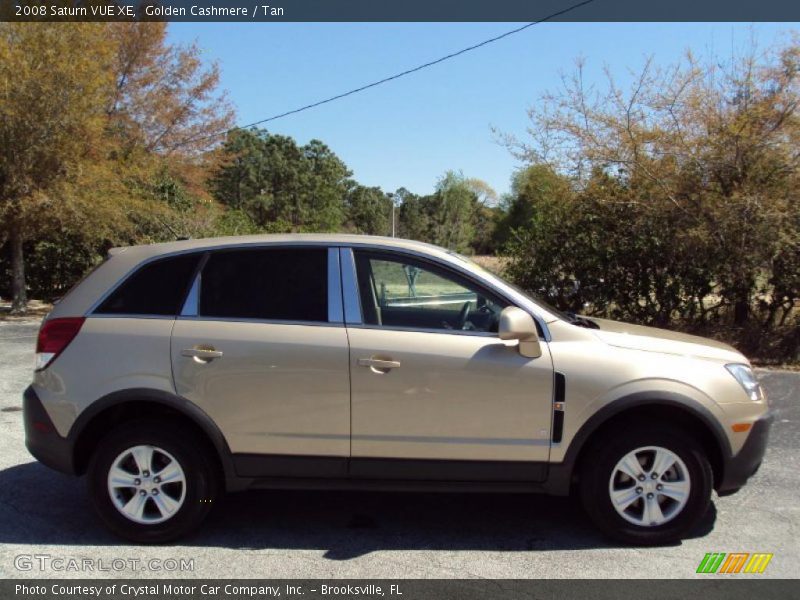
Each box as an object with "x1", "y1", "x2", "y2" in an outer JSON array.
[
  {"x1": 395, "y1": 174, "x2": 499, "y2": 254},
  {"x1": 212, "y1": 208, "x2": 261, "y2": 237},
  {"x1": 0, "y1": 22, "x2": 234, "y2": 313},
  {"x1": 346, "y1": 185, "x2": 392, "y2": 235},
  {"x1": 210, "y1": 129, "x2": 352, "y2": 232},
  {"x1": 502, "y1": 42, "x2": 800, "y2": 361},
  {"x1": 470, "y1": 204, "x2": 502, "y2": 255},
  {"x1": 428, "y1": 171, "x2": 477, "y2": 253},
  {"x1": 504, "y1": 168, "x2": 800, "y2": 360},
  {"x1": 396, "y1": 188, "x2": 429, "y2": 241},
  {"x1": 505, "y1": 169, "x2": 713, "y2": 322},
  {"x1": 0, "y1": 233, "x2": 106, "y2": 303},
  {"x1": 0, "y1": 23, "x2": 114, "y2": 311},
  {"x1": 494, "y1": 165, "x2": 573, "y2": 248}
]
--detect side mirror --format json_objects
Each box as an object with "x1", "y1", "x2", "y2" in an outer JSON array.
[{"x1": 498, "y1": 307, "x2": 542, "y2": 359}]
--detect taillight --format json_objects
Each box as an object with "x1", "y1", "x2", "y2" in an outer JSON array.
[{"x1": 35, "y1": 317, "x2": 85, "y2": 371}]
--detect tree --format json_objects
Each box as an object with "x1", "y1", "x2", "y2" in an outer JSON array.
[
  {"x1": 0, "y1": 23, "x2": 114, "y2": 313},
  {"x1": 105, "y1": 22, "x2": 234, "y2": 157},
  {"x1": 432, "y1": 172, "x2": 473, "y2": 251},
  {"x1": 503, "y1": 39, "x2": 800, "y2": 359},
  {"x1": 0, "y1": 23, "x2": 237, "y2": 312},
  {"x1": 395, "y1": 175, "x2": 497, "y2": 254},
  {"x1": 210, "y1": 129, "x2": 352, "y2": 232},
  {"x1": 396, "y1": 188, "x2": 430, "y2": 241},
  {"x1": 302, "y1": 139, "x2": 353, "y2": 231},
  {"x1": 102, "y1": 22, "x2": 235, "y2": 240},
  {"x1": 206, "y1": 128, "x2": 268, "y2": 211},
  {"x1": 494, "y1": 165, "x2": 573, "y2": 248},
  {"x1": 428, "y1": 171, "x2": 479, "y2": 253},
  {"x1": 471, "y1": 203, "x2": 502, "y2": 255},
  {"x1": 464, "y1": 177, "x2": 499, "y2": 207},
  {"x1": 346, "y1": 185, "x2": 392, "y2": 235},
  {"x1": 462, "y1": 177, "x2": 500, "y2": 254}
]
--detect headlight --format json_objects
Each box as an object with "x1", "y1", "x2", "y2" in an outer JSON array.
[{"x1": 725, "y1": 364, "x2": 763, "y2": 402}]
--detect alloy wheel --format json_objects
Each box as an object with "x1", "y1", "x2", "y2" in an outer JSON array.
[
  {"x1": 107, "y1": 445, "x2": 187, "y2": 524},
  {"x1": 608, "y1": 445, "x2": 691, "y2": 527}
]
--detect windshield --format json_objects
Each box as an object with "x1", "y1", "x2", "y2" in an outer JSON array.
[{"x1": 447, "y1": 252, "x2": 574, "y2": 323}]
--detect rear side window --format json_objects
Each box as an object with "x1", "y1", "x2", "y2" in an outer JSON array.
[
  {"x1": 95, "y1": 254, "x2": 200, "y2": 316},
  {"x1": 200, "y1": 248, "x2": 327, "y2": 322}
]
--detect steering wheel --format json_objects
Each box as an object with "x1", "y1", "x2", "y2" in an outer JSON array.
[{"x1": 455, "y1": 302, "x2": 471, "y2": 330}]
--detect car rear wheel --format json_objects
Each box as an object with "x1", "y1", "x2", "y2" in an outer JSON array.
[
  {"x1": 579, "y1": 425, "x2": 713, "y2": 545},
  {"x1": 88, "y1": 421, "x2": 219, "y2": 543}
]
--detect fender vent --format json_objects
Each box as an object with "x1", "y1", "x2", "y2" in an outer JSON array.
[
  {"x1": 552, "y1": 372, "x2": 566, "y2": 443},
  {"x1": 552, "y1": 411, "x2": 564, "y2": 443},
  {"x1": 554, "y1": 372, "x2": 566, "y2": 404}
]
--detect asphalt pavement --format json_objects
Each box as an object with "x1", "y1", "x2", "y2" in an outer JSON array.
[{"x1": 0, "y1": 319, "x2": 797, "y2": 579}]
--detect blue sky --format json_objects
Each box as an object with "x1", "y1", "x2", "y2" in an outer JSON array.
[{"x1": 168, "y1": 22, "x2": 795, "y2": 198}]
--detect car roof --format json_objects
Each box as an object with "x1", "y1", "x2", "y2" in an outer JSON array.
[{"x1": 110, "y1": 234, "x2": 451, "y2": 260}]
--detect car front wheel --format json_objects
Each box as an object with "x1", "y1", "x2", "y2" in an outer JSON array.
[{"x1": 580, "y1": 425, "x2": 713, "y2": 545}]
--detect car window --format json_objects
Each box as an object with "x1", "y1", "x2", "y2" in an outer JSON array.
[
  {"x1": 199, "y1": 248, "x2": 327, "y2": 322},
  {"x1": 354, "y1": 252, "x2": 506, "y2": 333},
  {"x1": 95, "y1": 254, "x2": 200, "y2": 316},
  {"x1": 448, "y1": 251, "x2": 571, "y2": 324}
]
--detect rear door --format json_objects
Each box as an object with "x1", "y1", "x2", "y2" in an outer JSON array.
[{"x1": 171, "y1": 246, "x2": 350, "y2": 477}]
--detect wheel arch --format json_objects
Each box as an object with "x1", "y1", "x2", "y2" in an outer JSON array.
[
  {"x1": 549, "y1": 392, "x2": 731, "y2": 495},
  {"x1": 68, "y1": 388, "x2": 241, "y2": 490}
]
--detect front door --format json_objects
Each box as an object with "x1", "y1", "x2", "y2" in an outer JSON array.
[{"x1": 345, "y1": 249, "x2": 554, "y2": 481}]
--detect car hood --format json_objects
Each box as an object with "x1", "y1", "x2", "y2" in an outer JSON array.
[{"x1": 587, "y1": 317, "x2": 745, "y2": 362}]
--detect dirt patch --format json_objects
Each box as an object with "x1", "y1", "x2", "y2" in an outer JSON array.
[
  {"x1": 0, "y1": 299, "x2": 52, "y2": 322},
  {"x1": 470, "y1": 255, "x2": 509, "y2": 274}
]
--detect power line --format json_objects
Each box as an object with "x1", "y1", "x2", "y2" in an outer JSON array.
[{"x1": 181, "y1": 0, "x2": 598, "y2": 148}]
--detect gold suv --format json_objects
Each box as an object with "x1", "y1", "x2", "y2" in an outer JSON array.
[{"x1": 23, "y1": 235, "x2": 772, "y2": 544}]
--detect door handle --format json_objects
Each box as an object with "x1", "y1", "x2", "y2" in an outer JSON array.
[
  {"x1": 358, "y1": 357, "x2": 401, "y2": 370},
  {"x1": 181, "y1": 346, "x2": 223, "y2": 361}
]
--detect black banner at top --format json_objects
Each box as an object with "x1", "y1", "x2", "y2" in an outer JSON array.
[{"x1": 2, "y1": 0, "x2": 800, "y2": 22}]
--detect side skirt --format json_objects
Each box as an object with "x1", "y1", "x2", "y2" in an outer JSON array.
[
  {"x1": 246, "y1": 477, "x2": 549, "y2": 494},
  {"x1": 230, "y1": 454, "x2": 569, "y2": 494}
]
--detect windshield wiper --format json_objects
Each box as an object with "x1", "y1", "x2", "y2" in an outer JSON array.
[{"x1": 566, "y1": 312, "x2": 600, "y2": 329}]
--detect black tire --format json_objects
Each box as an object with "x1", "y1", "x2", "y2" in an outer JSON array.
[
  {"x1": 87, "y1": 420, "x2": 219, "y2": 543},
  {"x1": 579, "y1": 424, "x2": 713, "y2": 545}
]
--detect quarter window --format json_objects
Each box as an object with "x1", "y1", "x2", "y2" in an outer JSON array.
[
  {"x1": 95, "y1": 254, "x2": 200, "y2": 316},
  {"x1": 199, "y1": 248, "x2": 327, "y2": 322},
  {"x1": 353, "y1": 252, "x2": 506, "y2": 332}
]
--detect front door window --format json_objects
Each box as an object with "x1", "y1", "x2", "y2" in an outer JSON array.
[{"x1": 354, "y1": 253, "x2": 506, "y2": 333}]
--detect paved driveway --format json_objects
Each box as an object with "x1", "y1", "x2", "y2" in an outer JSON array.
[{"x1": 0, "y1": 320, "x2": 796, "y2": 578}]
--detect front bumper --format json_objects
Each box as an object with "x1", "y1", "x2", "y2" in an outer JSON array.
[
  {"x1": 23, "y1": 386, "x2": 77, "y2": 475},
  {"x1": 717, "y1": 413, "x2": 773, "y2": 495}
]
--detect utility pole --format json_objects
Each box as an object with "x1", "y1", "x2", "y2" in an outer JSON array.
[{"x1": 388, "y1": 192, "x2": 396, "y2": 237}]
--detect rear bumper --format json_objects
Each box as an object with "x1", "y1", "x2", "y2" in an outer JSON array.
[
  {"x1": 717, "y1": 413, "x2": 772, "y2": 494},
  {"x1": 23, "y1": 386, "x2": 77, "y2": 475}
]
